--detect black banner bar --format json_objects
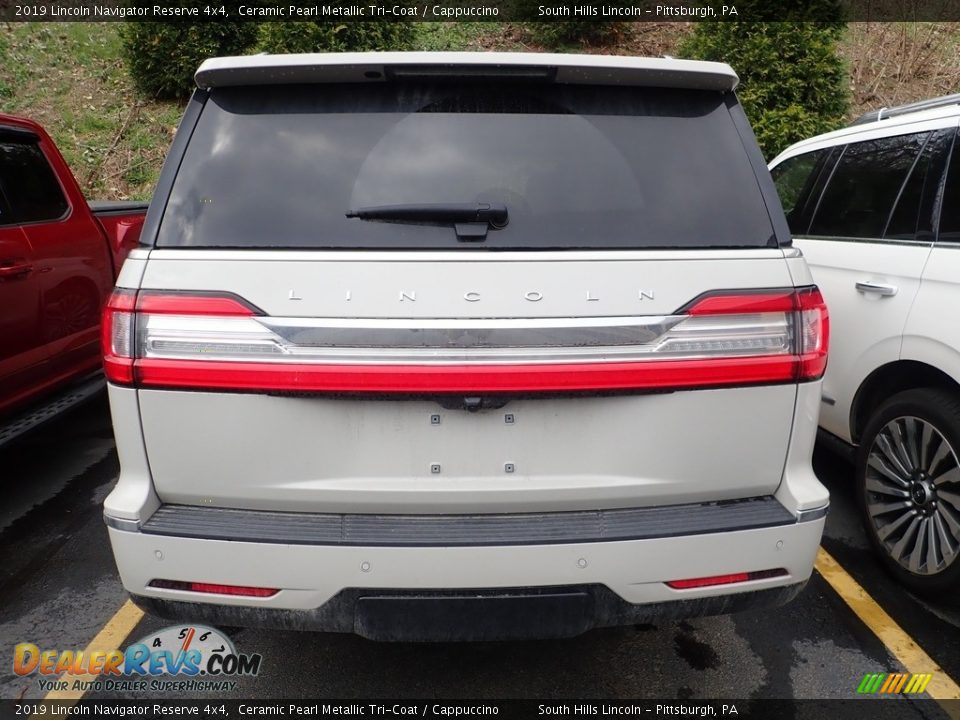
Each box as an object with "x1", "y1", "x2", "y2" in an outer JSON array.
[
  {"x1": 2, "y1": 0, "x2": 960, "y2": 23},
  {"x1": 1, "y1": 700, "x2": 958, "y2": 720}
]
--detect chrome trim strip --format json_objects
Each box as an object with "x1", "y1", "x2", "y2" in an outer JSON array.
[
  {"x1": 796, "y1": 235, "x2": 932, "y2": 249},
  {"x1": 262, "y1": 315, "x2": 680, "y2": 348},
  {"x1": 103, "y1": 514, "x2": 141, "y2": 533},
  {"x1": 795, "y1": 504, "x2": 829, "y2": 523},
  {"x1": 138, "y1": 497, "x2": 796, "y2": 547},
  {"x1": 140, "y1": 313, "x2": 793, "y2": 365}
]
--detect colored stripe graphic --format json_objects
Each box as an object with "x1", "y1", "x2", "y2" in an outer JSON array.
[
  {"x1": 893, "y1": 674, "x2": 910, "y2": 693},
  {"x1": 905, "y1": 674, "x2": 934, "y2": 694},
  {"x1": 858, "y1": 673, "x2": 880, "y2": 693},
  {"x1": 857, "y1": 672, "x2": 936, "y2": 694}
]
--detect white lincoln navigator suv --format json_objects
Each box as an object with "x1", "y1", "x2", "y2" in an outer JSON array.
[
  {"x1": 102, "y1": 52, "x2": 830, "y2": 640},
  {"x1": 770, "y1": 94, "x2": 960, "y2": 598}
]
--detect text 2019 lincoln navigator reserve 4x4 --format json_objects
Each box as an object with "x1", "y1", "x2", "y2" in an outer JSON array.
[{"x1": 102, "y1": 52, "x2": 830, "y2": 641}]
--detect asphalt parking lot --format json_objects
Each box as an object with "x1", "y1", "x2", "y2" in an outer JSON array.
[{"x1": 1, "y1": 394, "x2": 958, "y2": 712}]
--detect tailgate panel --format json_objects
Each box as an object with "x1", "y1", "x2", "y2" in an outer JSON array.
[
  {"x1": 139, "y1": 385, "x2": 795, "y2": 514},
  {"x1": 136, "y1": 251, "x2": 798, "y2": 514}
]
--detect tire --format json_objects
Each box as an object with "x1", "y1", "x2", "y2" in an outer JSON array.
[{"x1": 856, "y1": 388, "x2": 960, "y2": 601}]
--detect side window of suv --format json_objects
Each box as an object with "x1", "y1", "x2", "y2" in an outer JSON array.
[
  {"x1": 0, "y1": 141, "x2": 69, "y2": 224},
  {"x1": 809, "y1": 132, "x2": 930, "y2": 239},
  {"x1": 885, "y1": 128, "x2": 954, "y2": 241},
  {"x1": 771, "y1": 148, "x2": 832, "y2": 234},
  {"x1": 938, "y1": 132, "x2": 960, "y2": 243}
]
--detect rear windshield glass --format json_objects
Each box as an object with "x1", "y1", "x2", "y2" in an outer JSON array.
[{"x1": 157, "y1": 82, "x2": 775, "y2": 250}]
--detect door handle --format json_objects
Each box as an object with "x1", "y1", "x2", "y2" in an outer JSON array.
[
  {"x1": 855, "y1": 281, "x2": 898, "y2": 297},
  {"x1": 0, "y1": 262, "x2": 34, "y2": 279}
]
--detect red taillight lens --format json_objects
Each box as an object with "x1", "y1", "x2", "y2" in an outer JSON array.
[
  {"x1": 149, "y1": 579, "x2": 278, "y2": 597},
  {"x1": 687, "y1": 286, "x2": 829, "y2": 382},
  {"x1": 795, "y1": 287, "x2": 829, "y2": 381},
  {"x1": 666, "y1": 568, "x2": 788, "y2": 590},
  {"x1": 101, "y1": 290, "x2": 259, "y2": 386},
  {"x1": 101, "y1": 288, "x2": 137, "y2": 384},
  {"x1": 136, "y1": 293, "x2": 256, "y2": 316},
  {"x1": 685, "y1": 290, "x2": 796, "y2": 315}
]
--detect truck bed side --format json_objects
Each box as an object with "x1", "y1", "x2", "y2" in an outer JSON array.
[{"x1": 89, "y1": 201, "x2": 148, "y2": 275}]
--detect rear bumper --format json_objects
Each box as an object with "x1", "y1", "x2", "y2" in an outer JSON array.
[
  {"x1": 129, "y1": 581, "x2": 808, "y2": 642},
  {"x1": 106, "y1": 502, "x2": 825, "y2": 640},
  {"x1": 122, "y1": 495, "x2": 810, "y2": 546}
]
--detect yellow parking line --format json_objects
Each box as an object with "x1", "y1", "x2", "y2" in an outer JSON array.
[
  {"x1": 43, "y1": 599, "x2": 144, "y2": 703},
  {"x1": 815, "y1": 547, "x2": 960, "y2": 715}
]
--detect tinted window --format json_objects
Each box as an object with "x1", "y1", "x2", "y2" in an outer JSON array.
[
  {"x1": 886, "y1": 129, "x2": 952, "y2": 240},
  {"x1": 771, "y1": 149, "x2": 828, "y2": 233},
  {"x1": 0, "y1": 187, "x2": 12, "y2": 227},
  {"x1": 158, "y1": 82, "x2": 775, "y2": 250},
  {"x1": 809, "y1": 132, "x2": 929, "y2": 238},
  {"x1": 939, "y1": 132, "x2": 960, "y2": 242},
  {"x1": 0, "y1": 142, "x2": 69, "y2": 224}
]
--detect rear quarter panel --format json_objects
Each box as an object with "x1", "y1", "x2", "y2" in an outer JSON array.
[{"x1": 902, "y1": 244, "x2": 960, "y2": 385}]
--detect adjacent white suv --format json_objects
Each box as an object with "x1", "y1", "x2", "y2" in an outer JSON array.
[
  {"x1": 770, "y1": 94, "x2": 960, "y2": 598},
  {"x1": 102, "y1": 52, "x2": 830, "y2": 640}
]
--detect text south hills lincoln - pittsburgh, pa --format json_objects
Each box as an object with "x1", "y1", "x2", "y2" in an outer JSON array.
[{"x1": 537, "y1": 4, "x2": 738, "y2": 16}]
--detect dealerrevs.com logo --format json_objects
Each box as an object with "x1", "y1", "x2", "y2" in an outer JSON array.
[{"x1": 13, "y1": 625, "x2": 260, "y2": 693}]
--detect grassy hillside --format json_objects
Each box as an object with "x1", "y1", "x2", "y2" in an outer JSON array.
[
  {"x1": 0, "y1": 24, "x2": 182, "y2": 201},
  {"x1": 1, "y1": 22, "x2": 958, "y2": 201},
  {"x1": 842, "y1": 23, "x2": 960, "y2": 117}
]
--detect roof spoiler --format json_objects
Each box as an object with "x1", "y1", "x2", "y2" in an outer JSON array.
[
  {"x1": 194, "y1": 52, "x2": 739, "y2": 93},
  {"x1": 850, "y1": 92, "x2": 960, "y2": 126}
]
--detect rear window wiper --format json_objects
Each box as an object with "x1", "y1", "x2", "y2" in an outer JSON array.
[{"x1": 346, "y1": 203, "x2": 508, "y2": 241}]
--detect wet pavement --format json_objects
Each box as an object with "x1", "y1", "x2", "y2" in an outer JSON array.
[{"x1": 0, "y1": 393, "x2": 957, "y2": 709}]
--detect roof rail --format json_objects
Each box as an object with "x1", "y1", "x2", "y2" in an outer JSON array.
[{"x1": 850, "y1": 93, "x2": 960, "y2": 126}]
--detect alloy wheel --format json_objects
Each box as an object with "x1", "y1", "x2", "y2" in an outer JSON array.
[{"x1": 864, "y1": 415, "x2": 960, "y2": 575}]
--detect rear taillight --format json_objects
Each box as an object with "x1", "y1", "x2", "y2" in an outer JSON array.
[
  {"x1": 684, "y1": 286, "x2": 828, "y2": 382},
  {"x1": 101, "y1": 288, "x2": 137, "y2": 384},
  {"x1": 101, "y1": 290, "x2": 257, "y2": 385},
  {"x1": 795, "y1": 287, "x2": 829, "y2": 381},
  {"x1": 101, "y1": 287, "x2": 828, "y2": 393}
]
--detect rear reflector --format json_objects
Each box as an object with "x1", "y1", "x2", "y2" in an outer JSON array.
[
  {"x1": 101, "y1": 287, "x2": 829, "y2": 393},
  {"x1": 149, "y1": 579, "x2": 278, "y2": 597},
  {"x1": 666, "y1": 568, "x2": 788, "y2": 590}
]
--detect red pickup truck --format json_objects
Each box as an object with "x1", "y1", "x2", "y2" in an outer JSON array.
[{"x1": 0, "y1": 113, "x2": 147, "y2": 424}]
